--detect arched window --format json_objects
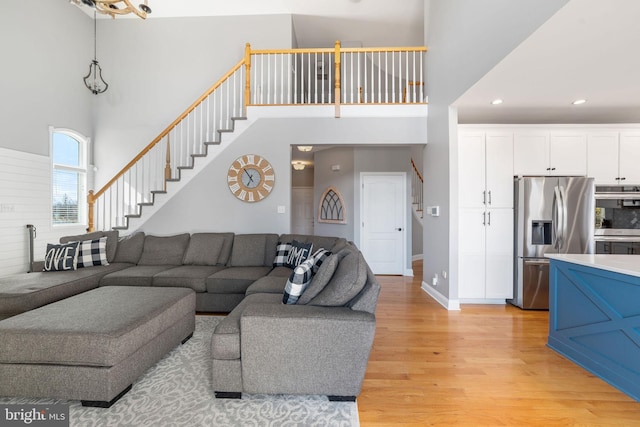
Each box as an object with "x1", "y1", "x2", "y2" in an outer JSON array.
[{"x1": 51, "y1": 128, "x2": 88, "y2": 225}]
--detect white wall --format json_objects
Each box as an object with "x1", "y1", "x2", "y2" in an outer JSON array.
[
  {"x1": 92, "y1": 14, "x2": 294, "y2": 188},
  {"x1": 423, "y1": 0, "x2": 568, "y2": 304},
  {"x1": 0, "y1": 1, "x2": 93, "y2": 156}
]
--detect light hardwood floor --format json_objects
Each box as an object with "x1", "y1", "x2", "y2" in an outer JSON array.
[{"x1": 357, "y1": 261, "x2": 640, "y2": 426}]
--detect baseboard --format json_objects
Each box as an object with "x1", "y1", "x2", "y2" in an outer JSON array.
[
  {"x1": 404, "y1": 268, "x2": 414, "y2": 277},
  {"x1": 459, "y1": 298, "x2": 507, "y2": 305},
  {"x1": 411, "y1": 254, "x2": 423, "y2": 262},
  {"x1": 421, "y1": 281, "x2": 460, "y2": 311}
]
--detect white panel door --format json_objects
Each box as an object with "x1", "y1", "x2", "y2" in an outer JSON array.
[
  {"x1": 485, "y1": 208, "x2": 514, "y2": 299},
  {"x1": 291, "y1": 187, "x2": 314, "y2": 235},
  {"x1": 549, "y1": 133, "x2": 587, "y2": 176},
  {"x1": 587, "y1": 132, "x2": 620, "y2": 185},
  {"x1": 485, "y1": 132, "x2": 514, "y2": 208},
  {"x1": 513, "y1": 133, "x2": 549, "y2": 176},
  {"x1": 458, "y1": 132, "x2": 486, "y2": 209},
  {"x1": 458, "y1": 208, "x2": 487, "y2": 299},
  {"x1": 361, "y1": 173, "x2": 406, "y2": 275},
  {"x1": 619, "y1": 133, "x2": 640, "y2": 184}
]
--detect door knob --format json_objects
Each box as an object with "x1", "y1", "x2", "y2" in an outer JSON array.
[{"x1": 396, "y1": 228, "x2": 403, "y2": 231}]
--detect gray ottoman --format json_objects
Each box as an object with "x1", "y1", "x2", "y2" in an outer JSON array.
[{"x1": 0, "y1": 286, "x2": 195, "y2": 407}]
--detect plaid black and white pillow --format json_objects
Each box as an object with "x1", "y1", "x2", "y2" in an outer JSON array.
[
  {"x1": 282, "y1": 258, "x2": 315, "y2": 304},
  {"x1": 273, "y1": 242, "x2": 292, "y2": 267},
  {"x1": 310, "y1": 248, "x2": 332, "y2": 274},
  {"x1": 77, "y1": 237, "x2": 110, "y2": 268}
]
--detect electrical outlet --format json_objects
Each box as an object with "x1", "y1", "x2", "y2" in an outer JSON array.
[
  {"x1": 432, "y1": 273, "x2": 438, "y2": 286},
  {"x1": 441, "y1": 270, "x2": 447, "y2": 279}
]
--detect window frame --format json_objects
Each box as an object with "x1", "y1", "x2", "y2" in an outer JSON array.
[{"x1": 50, "y1": 127, "x2": 90, "y2": 227}]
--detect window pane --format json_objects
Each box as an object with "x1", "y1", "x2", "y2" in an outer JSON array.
[
  {"x1": 52, "y1": 169, "x2": 79, "y2": 224},
  {"x1": 52, "y1": 133, "x2": 80, "y2": 167}
]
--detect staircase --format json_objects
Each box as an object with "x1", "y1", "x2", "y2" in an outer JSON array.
[
  {"x1": 411, "y1": 158, "x2": 424, "y2": 223},
  {"x1": 88, "y1": 42, "x2": 427, "y2": 233}
]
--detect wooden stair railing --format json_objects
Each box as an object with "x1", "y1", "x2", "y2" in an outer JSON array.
[
  {"x1": 411, "y1": 158, "x2": 424, "y2": 218},
  {"x1": 88, "y1": 42, "x2": 428, "y2": 232}
]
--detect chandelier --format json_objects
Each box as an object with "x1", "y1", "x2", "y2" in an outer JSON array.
[
  {"x1": 72, "y1": 0, "x2": 152, "y2": 19},
  {"x1": 83, "y1": 12, "x2": 108, "y2": 94}
]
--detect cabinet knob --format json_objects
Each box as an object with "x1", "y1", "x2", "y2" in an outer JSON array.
[{"x1": 551, "y1": 167, "x2": 556, "y2": 171}]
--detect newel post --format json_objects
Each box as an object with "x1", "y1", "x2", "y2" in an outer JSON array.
[
  {"x1": 244, "y1": 43, "x2": 252, "y2": 115},
  {"x1": 334, "y1": 40, "x2": 341, "y2": 118},
  {"x1": 87, "y1": 190, "x2": 95, "y2": 232}
]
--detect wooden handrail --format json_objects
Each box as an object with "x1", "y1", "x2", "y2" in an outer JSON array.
[
  {"x1": 411, "y1": 158, "x2": 424, "y2": 183},
  {"x1": 91, "y1": 59, "x2": 244, "y2": 202},
  {"x1": 249, "y1": 46, "x2": 427, "y2": 55}
]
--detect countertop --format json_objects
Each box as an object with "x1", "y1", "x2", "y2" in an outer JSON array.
[{"x1": 545, "y1": 254, "x2": 640, "y2": 278}]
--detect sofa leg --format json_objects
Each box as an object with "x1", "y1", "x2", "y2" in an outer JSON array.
[
  {"x1": 328, "y1": 395, "x2": 356, "y2": 402},
  {"x1": 181, "y1": 333, "x2": 193, "y2": 344},
  {"x1": 81, "y1": 384, "x2": 133, "y2": 408},
  {"x1": 215, "y1": 391, "x2": 242, "y2": 399}
]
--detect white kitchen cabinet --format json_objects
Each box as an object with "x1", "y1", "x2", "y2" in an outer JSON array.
[
  {"x1": 458, "y1": 207, "x2": 513, "y2": 300},
  {"x1": 588, "y1": 132, "x2": 640, "y2": 185},
  {"x1": 513, "y1": 132, "x2": 587, "y2": 176},
  {"x1": 459, "y1": 132, "x2": 513, "y2": 209}
]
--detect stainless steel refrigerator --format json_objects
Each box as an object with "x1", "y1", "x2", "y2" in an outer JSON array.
[{"x1": 510, "y1": 176, "x2": 595, "y2": 309}]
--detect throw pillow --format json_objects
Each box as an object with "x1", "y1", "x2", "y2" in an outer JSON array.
[
  {"x1": 43, "y1": 242, "x2": 80, "y2": 272},
  {"x1": 310, "y1": 248, "x2": 332, "y2": 274},
  {"x1": 308, "y1": 250, "x2": 368, "y2": 307},
  {"x1": 285, "y1": 240, "x2": 313, "y2": 269},
  {"x1": 273, "y1": 242, "x2": 292, "y2": 267},
  {"x1": 282, "y1": 258, "x2": 315, "y2": 304},
  {"x1": 76, "y1": 237, "x2": 110, "y2": 268}
]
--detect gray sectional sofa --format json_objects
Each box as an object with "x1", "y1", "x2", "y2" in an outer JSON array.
[{"x1": 0, "y1": 230, "x2": 380, "y2": 401}]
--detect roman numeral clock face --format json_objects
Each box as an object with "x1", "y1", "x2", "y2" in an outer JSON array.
[{"x1": 227, "y1": 154, "x2": 275, "y2": 202}]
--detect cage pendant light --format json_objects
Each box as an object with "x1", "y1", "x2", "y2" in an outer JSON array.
[{"x1": 83, "y1": 12, "x2": 108, "y2": 95}]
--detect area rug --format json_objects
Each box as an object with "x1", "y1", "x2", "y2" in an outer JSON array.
[{"x1": 0, "y1": 316, "x2": 359, "y2": 427}]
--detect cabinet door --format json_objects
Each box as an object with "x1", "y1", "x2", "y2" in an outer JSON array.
[
  {"x1": 619, "y1": 133, "x2": 640, "y2": 184},
  {"x1": 458, "y1": 133, "x2": 486, "y2": 208},
  {"x1": 485, "y1": 133, "x2": 514, "y2": 208},
  {"x1": 513, "y1": 133, "x2": 549, "y2": 176},
  {"x1": 458, "y1": 208, "x2": 487, "y2": 299},
  {"x1": 549, "y1": 133, "x2": 587, "y2": 176},
  {"x1": 587, "y1": 133, "x2": 620, "y2": 185},
  {"x1": 485, "y1": 208, "x2": 514, "y2": 299}
]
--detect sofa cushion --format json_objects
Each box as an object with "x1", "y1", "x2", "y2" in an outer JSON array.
[
  {"x1": 285, "y1": 240, "x2": 313, "y2": 269},
  {"x1": 183, "y1": 233, "x2": 234, "y2": 266},
  {"x1": 206, "y1": 266, "x2": 272, "y2": 294},
  {"x1": 0, "y1": 263, "x2": 133, "y2": 319},
  {"x1": 308, "y1": 249, "x2": 368, "y2": 307},
  {"x1": 138, "y1": 233, "x2": 190, "y2": 266},
  {"x1": 113, "y1": 232, "x2": 145, "y2": 264},
  {"x1": 152, "y1": 265, "x2": 226, "y2": 292},
  {"x1": 245, "y1": 276, "x2": 288, "y2": 296},
  {"x1": 60, "y1": 230, "x2": 119, "y2": 263},
  {"x1": 99, "y1": 265, "x2": 174, "y2": 287},
  {"x1": 76, "y1": 237, "x2": 109, "y2": 268},
  {"x1": 296, "y1": 251, "x2": 345, "y2": 305},
  {"x1": 211, "y1": 293, "x2": 282, "y2": 360},
  {"x1": 282, "y1": 258, "x2": 315, "y2": 304},
  {"x1": 229, "y1": 234, "x2": 279, "y2": 267},
  {"x1": 273, "y1": 242, "x2": 292, "y2": 267},
  {"x1": 43, "y1": 242, "x2": 80, "y2": 272},
  {"x1": 267, "y1": 266, "x2": 293, "y2": 278}
]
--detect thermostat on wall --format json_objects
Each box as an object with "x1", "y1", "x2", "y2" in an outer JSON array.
[{"x1": 427, "y1": 206, "x2": 440, "y2": 217}]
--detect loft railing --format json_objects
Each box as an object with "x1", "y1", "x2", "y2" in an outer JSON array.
[
  {"x1": 411, "y1": 158, "x2": 424, "y2": 218},
  {"x1": 88, "y1": 41, "x2": 427, "y2": 232}
]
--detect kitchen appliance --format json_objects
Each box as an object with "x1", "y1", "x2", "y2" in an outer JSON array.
[
  {"x1": 511, "y1": 176, "x2": 595, "y2": 309},
  {"x1": 594, "y1": 186, "x2": 640, "y2": 254}
]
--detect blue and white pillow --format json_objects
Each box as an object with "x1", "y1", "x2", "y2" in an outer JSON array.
[
  {"x1": 76, "y1": 237, "x2": 110, "y2": 268},
  {"x1": 273, "y1": 242, "x2": 292, "y2": 267},
  {"x1": 285, "y1": 240, "x2": 313, "y2": 269},
  {"x1": 43, "y1": 242, "x2": 80, "y2": 272},
  {"x1": 283, "y1": 258, "x2": 315, "y2": 304}
]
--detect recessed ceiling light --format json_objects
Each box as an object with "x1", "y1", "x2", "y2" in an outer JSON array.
[
  {"x1": 572, "y1": 99, "x2": 587, "y2": 105},
  {"x1": 491, "y1": 99, "x2": 503, "y2": 105}
]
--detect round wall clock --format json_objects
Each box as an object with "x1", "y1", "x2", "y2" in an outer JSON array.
[{"x1": 227, "y1": 154, "x2": 275, "y2": 202}]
